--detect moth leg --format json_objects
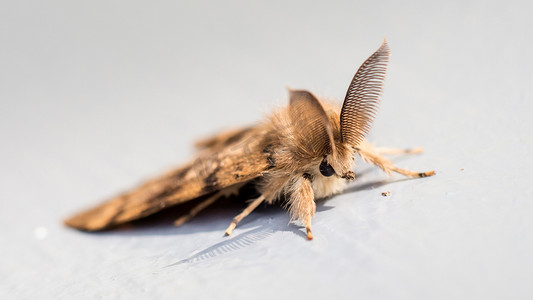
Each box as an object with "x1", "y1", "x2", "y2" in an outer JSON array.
[
  {"x1": 174, "y1": 183, "x2": 247, "y2": 226},
  {"x1": 304, "y1": 215, "x2": 313, "y2": 240},
  {"x1": 224, "y1": 195, "x2": 265, "y2": 236},
  {"x1": 173, "y1": 192, "x2": 222, "y2": 226},
  {"x1": 357, "y1": 142, "x2": 435, "y2": 178},
  {"x1": 288, "y1": 175, "x2": 316, "y2": 240}
]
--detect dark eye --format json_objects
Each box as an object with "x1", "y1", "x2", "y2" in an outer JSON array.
[{"x1": 319, "y1": 157, "x2": 335, "y2": 177}]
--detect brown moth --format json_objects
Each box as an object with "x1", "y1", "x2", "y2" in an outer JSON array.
[{"x1": 64, "y1": 40, "x2": 435, "y2": 240}]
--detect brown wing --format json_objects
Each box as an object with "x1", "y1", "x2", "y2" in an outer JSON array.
[
  {"x1": 194, "y1": 126, "x2": 254, "y2": 151},
  {"x1": 64, "y1": 125, "x2": 270, "y2": 231}
]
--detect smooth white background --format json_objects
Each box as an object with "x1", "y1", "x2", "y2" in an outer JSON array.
[{"x1": 1, "y1": 1, "x2": 532, "y2": 299}]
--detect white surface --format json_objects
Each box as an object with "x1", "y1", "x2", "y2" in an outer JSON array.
[{"x1": 1, "y1": 1, "x2": 533, "y2": 299}]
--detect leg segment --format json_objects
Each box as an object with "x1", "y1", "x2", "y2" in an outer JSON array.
[
  {"x1": 357, "y1": 142, "x2": 435, "y2": 178},
  {"x1": 175, "y1": 183, "x2": 246, "y2": 226},
  {"x1": 174, "y1": 192, "x2": 222, "y2": 226},
  {"x1": 305, "y1": 215, "x2": 313, "y2": 240},
  {"x1": 224, "y1": 195, "x2": 265, "y2": 236},
  {"x1": 287, "y1": 175, "x2": 316, "y2": 240}
]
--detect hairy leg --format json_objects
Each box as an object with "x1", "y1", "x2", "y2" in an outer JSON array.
[
  {"x1": 357, "y1": 142, "x2": 435, "y2": 178},
  {"x1": 287, "y1": 176, "x2": 315, "y2": 240}
]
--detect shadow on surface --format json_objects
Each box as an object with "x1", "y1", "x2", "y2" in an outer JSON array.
[
  {"x1": 69, "y1": 174, "x2": 425, "y2": 265},
  {"x1": 162, "y1": 177, "x2": 422, "y2": 267},
  {"x1": 165, "y1": 223, "x2": 303, "y2": 267},
  {"x1": 343, "y1": 176, "x2": 418, "y2": 195}
]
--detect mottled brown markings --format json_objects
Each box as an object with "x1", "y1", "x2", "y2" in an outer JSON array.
[
  {"x1": 262, "y1": 144, "x2": 276, "y2": 169},
  {"x1": 148, "y1": 185, "x2": 183, "y2": 206},
  {"x1": 137, "y1": 205, "x2": 165, "y2": 219},
  {"x1": 202, "y1": 166, "x2": 221, "y2": 193},
  {"x1": 170, "y1": 167, "x2": 190, "y2": 182},
  {"x1": 223, "y1": 127, "x2": 251, "y2": 146},
  {"x1": 101, "y1": 197, "x2": 129, "y2": 229},
  {"x1": 95, "y1": 164, "x2": 197, "y2": 229}
]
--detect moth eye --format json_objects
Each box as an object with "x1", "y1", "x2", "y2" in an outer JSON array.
[{"x1": 319, "y1": 158, "x2": 335, "y2": 177}]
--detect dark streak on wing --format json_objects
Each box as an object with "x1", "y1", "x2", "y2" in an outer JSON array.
[
  {"x1": 195, "y1": 126, "x2": 254, "y2": 150},
  {"x1": 104, "y1": 196, "x2": 128, "y2": 226},
  {"x1": 95, "y1": 166, "x2": 191, "y2": 228},
  {"x1": 64, "y1": 124, "x2": 273, "y2": 232},
  {"x1": 262, "y1": 144, "x2": 276, "y2": 169},
  {"x1": 223, "y1": 128, "x2": 250, "y2": 146},
  {"x1": 202, "y1": 166, "x2": 221, "y2": 194},
  {"x1": 171, "y1": 167, "x2": 190, "y2": 182}
]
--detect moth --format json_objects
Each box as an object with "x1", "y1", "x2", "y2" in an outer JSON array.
[{"x1": 65, "y1": 40, "x2": 435, "y2": 240}]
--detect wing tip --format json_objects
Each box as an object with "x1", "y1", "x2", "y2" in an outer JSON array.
[
  {"x1": 63, "y1": 208, "x2": 113, "y2": 232},
  {"x1": 63, "y1": 216, "x2": 101, "y2": 232}
]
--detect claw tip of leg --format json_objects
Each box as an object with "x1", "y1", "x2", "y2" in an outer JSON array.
[
  {"x1": 418, "y1": 170, "x2": 436, "y2": 177},
  {"x1": 306, "y1": 228, "x2": 313, "y2": 240}
]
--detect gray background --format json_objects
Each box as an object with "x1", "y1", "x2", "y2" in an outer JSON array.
[{"x1": 1, "y1": 0, "x2": 532, "y2": 299}]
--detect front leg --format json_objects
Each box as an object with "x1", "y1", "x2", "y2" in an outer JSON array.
[
  {"x1": 287, "y1": 175, "x2": 316, "y2": 240},
  {"x1": 356, "y1": 141, "x2": 435, "y2": 178}
]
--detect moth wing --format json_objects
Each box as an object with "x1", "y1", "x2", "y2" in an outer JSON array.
[
  {"x1": 288, "y1": 89, "x2": 335, "y2": 158},
  {"x1": 64, "y1": 126, "x2": 270, "y2": 231},
  {"x1": 194, "y1": 126, "x2": 253, "y2": 151}
]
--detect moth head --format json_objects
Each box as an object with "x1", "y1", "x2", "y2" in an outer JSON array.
[
  {"x1": 318, "y1": 144, "x2": 355, "y2": 180},
  {"x1": 287, "y1": 40, "x2": 389, "y2": 181},
  {"x1": 287, "y1": 89, "x2": 351, "y2": 180}
]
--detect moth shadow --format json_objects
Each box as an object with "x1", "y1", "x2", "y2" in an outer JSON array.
[
  {"x1": 343, "y1": 177, "x2": 415, "y2": 195},
  {"x1": 95, "y1": 193, "x2": 296, "y2": 239},
  {"x1": 315, "y1": 175, "x2": 421, "y2": 213},
  {"x1": 163, "y1": 176, "x2": 417, "y2": 266},
  {"x1": 165, "y1": 222, "x2": 302, "y2": 267},
  {"x1": 160, "y1": 175, "x2": 422, "y2": 267}
]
